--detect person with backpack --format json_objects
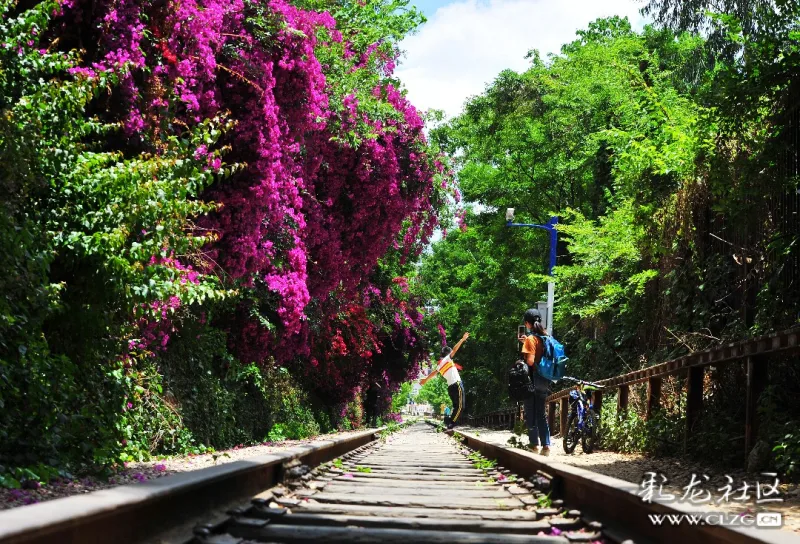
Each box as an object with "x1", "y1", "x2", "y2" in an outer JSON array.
[
  {"x1": 419, "y1": 332, "x2": 469, "y2": 429},
  {"x1": 518, "y1": 309, "x2": 551, "y2": 455}
]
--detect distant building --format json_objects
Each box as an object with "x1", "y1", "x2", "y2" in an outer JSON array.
[{"x1": 411, "y1": 403, "x2": 432, "y2": 416}]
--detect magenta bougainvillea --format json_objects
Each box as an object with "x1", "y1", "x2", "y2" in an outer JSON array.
[{"x1": 63, "y1": 0, "x2": 451, "y2": 405}]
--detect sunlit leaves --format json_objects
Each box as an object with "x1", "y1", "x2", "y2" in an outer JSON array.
[{"x1": 555, "y1": 201, "x2": 657, "y2": 318}]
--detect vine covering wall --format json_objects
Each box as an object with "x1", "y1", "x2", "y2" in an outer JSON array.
[{"x1": 0, "y1": 0, "x2": 453, "y2": 475}]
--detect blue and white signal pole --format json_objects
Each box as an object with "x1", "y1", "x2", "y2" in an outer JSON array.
[{"x1": 505, "y1": 208, "x2": 558, "y2": 335}]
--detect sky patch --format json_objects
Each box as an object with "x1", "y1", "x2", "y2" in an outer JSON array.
[{"x1": 399, "y1": 0, "x2": 648, "y2": 119}]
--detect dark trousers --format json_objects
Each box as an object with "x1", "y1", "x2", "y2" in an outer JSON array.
[
  {"x1": 523, "y1": 379, "x2": 550, "y2": 447},
  {"x1": 365, "y1": 391, "x2": 378, "y2": 427},
  {"x1": 446, "y1": 381, "x2": 465, "y2": 426},
  {"x1": 365, "y1": 405, "x2": 377, "y2": 427}
]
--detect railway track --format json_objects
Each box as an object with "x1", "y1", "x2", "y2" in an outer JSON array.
[
  {"x1": 188, "y1": 422, "x2": 607, "y2": 543},
  {"x1": 2, "y1": 422, "x2": 796, "y2": 544}
]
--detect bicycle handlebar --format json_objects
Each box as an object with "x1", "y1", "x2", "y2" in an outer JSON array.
[{"x1": 560, "y1": 376, "x2": 605, "y2": 389}]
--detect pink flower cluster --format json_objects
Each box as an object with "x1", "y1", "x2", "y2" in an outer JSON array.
[
  {"x1": 456, "y1": 209, "x2": 468, "y2": 232},
  {"x1": 437, "y1": 323, "x2": 448, "y2": 347},
  {"x1": 128, "y1": 256, "x2": 199, "y2": 355},
  {"x1": 62, "y1": 0, "x2": 450, "y2": 405}
]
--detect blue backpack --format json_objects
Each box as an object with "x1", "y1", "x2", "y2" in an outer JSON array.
[{"x1": 535, "y1": 334, "x2": 568, "y2": 382}]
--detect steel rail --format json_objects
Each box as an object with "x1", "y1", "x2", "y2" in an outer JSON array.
[
  {"x1": 0, "y1": 428, "x2": 380, "y2": 544},
  {"x1": 452, "y1": 428, "x2": 799, "y2": 544}
]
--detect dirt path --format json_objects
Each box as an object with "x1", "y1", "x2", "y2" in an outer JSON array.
[
  {"x1": 459, "y1": 425, "x2": 800, "y2": 534},
  {"x1": 0, "y1": 429, "x2": 370, "y2": 511}
]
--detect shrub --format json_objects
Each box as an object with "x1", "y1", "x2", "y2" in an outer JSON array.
[
  {"x1": 0, "y1": 0, "x2": 445, "y2": 479},
  {"x1": 267, "y1": 424, "x2": 288, "y2": 443},
  {"x1": 773, "y1": 424, "x2": 800, "y2": 479},
  {"x1": 600, "y1": 390, "x2": 685, "y2": 456}
]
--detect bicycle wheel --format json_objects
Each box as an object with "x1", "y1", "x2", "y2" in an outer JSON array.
[
  {"x1": 581, "y1": 409, "x2": 599, "y2": 453},
  {"x1": 563, "y1": 414, "x2": 579, "y2": 454}
]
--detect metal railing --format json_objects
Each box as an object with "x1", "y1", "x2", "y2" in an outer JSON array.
[{"x1": 471, "y1": 327, "x2": 800, "y2": 464}]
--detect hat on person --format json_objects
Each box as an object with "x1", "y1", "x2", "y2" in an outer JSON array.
[{"x1": 524, "y1": 308, "x2": 542, "y2": 324}]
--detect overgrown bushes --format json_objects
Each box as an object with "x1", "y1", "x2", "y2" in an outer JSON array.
[
  {"x1": 597, "y1": 363, "x2": 800, "y2": 480},
  {"x1": 1, "y1": 0, "x2": 442, "y2": 483},
  {"x1": 600, "y1": 391, "x2": 685, "y2": 457}
]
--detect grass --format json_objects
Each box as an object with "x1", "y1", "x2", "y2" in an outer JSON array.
[
  {"x1": 378, "y1": 419, "x2": 413, "y2": 441},
  {"x1": 467, "y1": 451, "x2": 496, "y2": 471},
  {"x1": 537, "y1": 493, "x2": 552, "y2": 508}
]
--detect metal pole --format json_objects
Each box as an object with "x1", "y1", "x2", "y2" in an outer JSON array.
[
  {"x1": 547, "y1": 216, "x2": 558, "y2": 336},
  {"x1": 505, "y1": 214, "x2": 558, "y2": 336}
]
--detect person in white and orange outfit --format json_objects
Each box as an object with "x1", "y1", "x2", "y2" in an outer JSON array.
[{"x1": 420, "y1": 332, "x2": 469, "y2": 429}]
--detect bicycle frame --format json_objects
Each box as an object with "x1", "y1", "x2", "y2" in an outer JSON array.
[
  {"x1": 569, "y1": 386, "x2": 591, "y2": 431},
  {"x1": 565, "y1": 378, "x2": 601, "y2": 431},
  {"x1": 562, "y1": 377, "x2": 602, "y2": 454}
]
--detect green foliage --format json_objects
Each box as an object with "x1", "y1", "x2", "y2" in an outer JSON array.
[
  {"x1": 3, "y1": 0, "x2": 798, "y2": 487},
  {"x1": 419, "y1": 20, "x2": 708, "y2": 407},
  {"x1": 416, "y1": 373, "x2": 450, "y2": 408},
  {"x1": 555, "y1": 201, "x2": 658, "y2": 319},
  {"x1": 601, "y1": 407, "x2": 646, "y2": 453},
  {"x1": 0, "y1": 463, "x2": 65, "y2": 490},
  {"x1": 267, "y1": 425, "x2": 289, "y2": 443},
  {"x1": 391, "y1": 381, "x2": 415, "y2": 413},
  {"x1": 296, "y1": 0, "x2": 426, "y2": 146},
  {"x1": 418, "y1": 8, "x2": 800, "y2": 470},
  {"x1": 282, "y1": 410, "x2": 322, "y2": 440},
  {"x1": 116, "y1": 356, "x2": 202, "y2": 463},
  {"x1": 600, "y1": 392, "x2": 685, "y2": 456},
  {"x1": 337, "y1": 397, "x2": 365, "y2": 431},
  {"x1": 506, "y1": 435, "x2": 526, "y2": 449},
  {"x1": 0, "y1": 0, "x2": 235, "y2": 473},
  {"x1": 264, "y1": 405, "x2": 321, "y2": 443},
  {"x1": 773, "y1": 423, "x2": 800, "y2": 478},
  {"x1": 510, "y1": 418, "x2": 527, "y2": 439},
  {"x1": 0, "y1": 0, "x2": 433, "y2": 483}
]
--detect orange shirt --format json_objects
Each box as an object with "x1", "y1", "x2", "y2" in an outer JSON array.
[{"x1": 521, "y1": 335, "x2": 543, "y2": 367}]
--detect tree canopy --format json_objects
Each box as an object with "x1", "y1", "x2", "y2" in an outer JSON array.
[{"x1": 417, "y1": 7, "x2": 800, "y2": 458}]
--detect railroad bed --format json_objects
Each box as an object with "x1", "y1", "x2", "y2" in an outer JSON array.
[
  {"x1": 190, "y1": 423, "x2": 611, "y2": 543},
  {"x1": 3, "y1": 422, "x2": 793, "y2": 544}
]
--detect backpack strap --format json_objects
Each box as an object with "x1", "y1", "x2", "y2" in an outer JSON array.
[
  {"x1": 523, "y1": 332, "x2": 540, "y2": 380},
  {"x1": 536, "y1": 334, "x2": 553, "y2": 359}
]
